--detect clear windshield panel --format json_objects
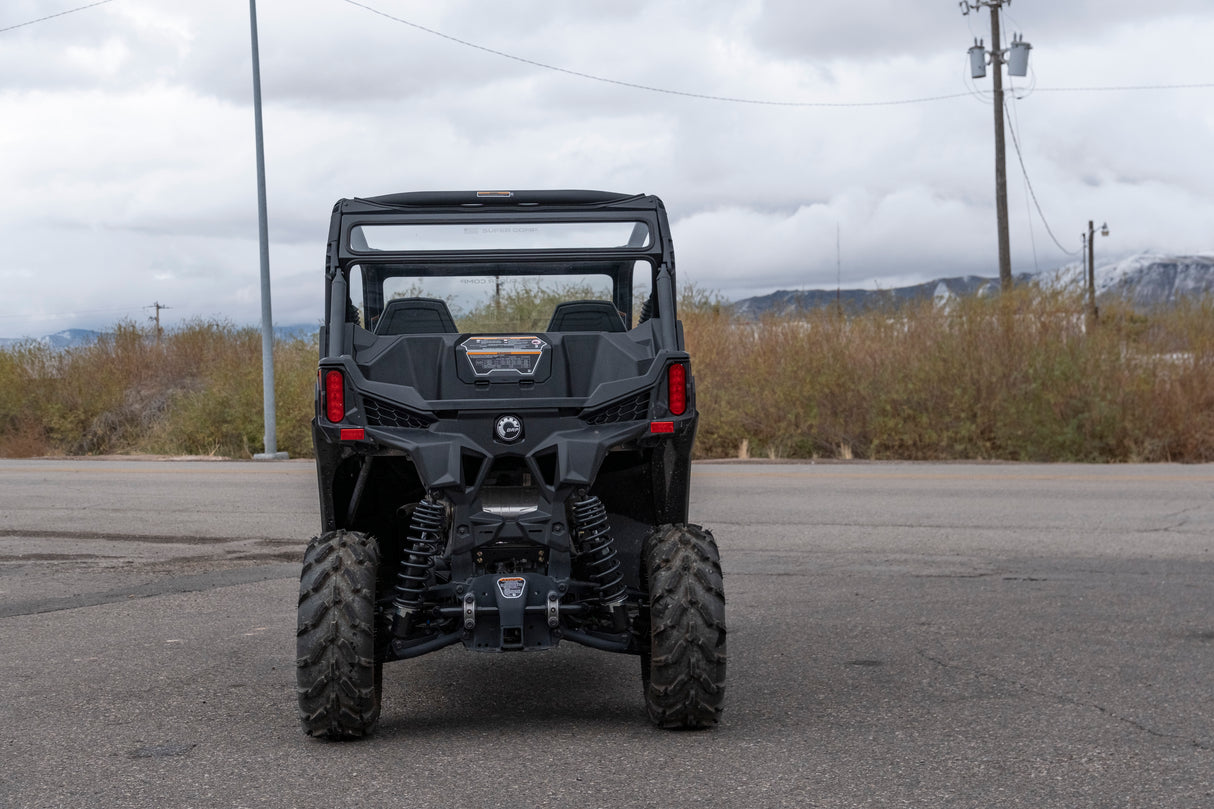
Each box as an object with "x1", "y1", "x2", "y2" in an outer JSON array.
[
  {"x1": 351, "y1": 260, "x2": 653, "y2": 334},
  {"x1": 351, "y1": 221, "x2": 651, "y2": 252}
]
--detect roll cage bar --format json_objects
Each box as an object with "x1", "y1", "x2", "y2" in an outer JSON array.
[{"x1": 322, "y1": 191, "x2": 681, "y2": 356}]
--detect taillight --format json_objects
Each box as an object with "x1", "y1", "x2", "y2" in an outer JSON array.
[
  {"x1": 667, "y1": 362, "x2": 687, "y2": 416},
  {"x1": 324, "y1": 369, "x2": 345, "y2": 422}
]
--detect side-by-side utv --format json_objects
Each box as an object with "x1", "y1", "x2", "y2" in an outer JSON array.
[{"x1": 297, "y1": 190, "x2": 725, "y2": 738}]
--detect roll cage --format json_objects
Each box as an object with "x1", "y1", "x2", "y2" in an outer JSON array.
[{"x1": 321, "y1": 190, "x2": 683, "y2": 358}]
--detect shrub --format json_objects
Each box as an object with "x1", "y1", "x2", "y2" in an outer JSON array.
[
  {"x1": 684, "y1": 286, "x2": 1214, "y2": 462},
  {"x1": 0, "y1": 320, "x2": 317, "y2": 459},
  {"x1": 1, "y1": 291, "x2": 1211, "y2": 462}
]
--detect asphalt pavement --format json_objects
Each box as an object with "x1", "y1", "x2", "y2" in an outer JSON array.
[{"x1": 0, "y1": 459, "x2": 1210, "y2": 808}]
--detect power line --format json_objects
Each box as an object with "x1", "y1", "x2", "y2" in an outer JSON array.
[
  {"x1": 0, "y1": 0, "x2": 117, "y2": 35},
  {"x1": 962, "y1": 76, "x2": 1211, "y2": 102},
  {"x1": 7, "y1": 0, "x2": 1211, "y2": 105},
  {"x1": 1003, "y1": 97, "x2": 1079, "y2": 258},
  {"x1": 1007, "y1": 93, "x2": 1040, "y2": 271},
  {"x1": 341, "y1": 1, "x2": 1214, "y2": 108},
  {"x1": 1034, "y1": 82, "x2": 1214, "y2": 93},
  {"x1": 339, "y1": 0, "x2": 973, "y2": 108}
]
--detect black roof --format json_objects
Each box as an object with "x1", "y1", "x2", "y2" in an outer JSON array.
[{"x1": 344, "y1": 190, "x2": 656, "y2": 212}]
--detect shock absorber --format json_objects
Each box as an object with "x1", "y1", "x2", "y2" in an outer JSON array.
[
  {"x1": 571, "y1": 496, "x2": 627, "y2": 607},
  {"x1": 392, "y1": 497, "x2": 446, "y2": 617}
]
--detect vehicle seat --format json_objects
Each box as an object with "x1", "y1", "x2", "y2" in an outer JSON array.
[
  {"x1": 546, "y1": 300, "x2": 626, "y2": 332},
  {"x1": 376, "y1": 297, "x2": 458, "y2": 335}
]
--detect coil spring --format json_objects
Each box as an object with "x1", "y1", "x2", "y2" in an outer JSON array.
[
  {"x1": 392, "y1": 498, "x2": 446, "y2": 614},
  {"x1": 571, "y1": 496, "x2": 626, "y2": 606}
]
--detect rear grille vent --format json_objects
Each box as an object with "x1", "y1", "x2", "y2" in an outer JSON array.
[
  {"x1": 581, "y1": 390, "x2": 651, "y2": 425},
  {"x1": 362, "y1": 396, "x2": 435, "y2": 429}
]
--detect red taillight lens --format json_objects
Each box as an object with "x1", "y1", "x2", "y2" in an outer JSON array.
[
  {"x1": 667, "y1": 362, "x2": 687, "y2": 416},
  {"x1": 324, "y1": 369, "x2": 345, "y2": 422}
]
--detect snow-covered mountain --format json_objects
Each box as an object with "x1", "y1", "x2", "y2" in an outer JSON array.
[
  {"x1": 0, "y1": 324, "x2": 319, "y2": 350},
  {"x1": 733, "y1": 253, "x2": 1214, "y2": 317},
  {"x1": 1039, "y1": 253, "x2": 1214, "y2": 307},
  {"x1": 4, "y1": 256, "x2": 1208, "y2": 342},
  {"x1": 0, "y1": 329, "x2": 101, "y2": 349},
  {"x1": 731, "y1": 275, "x2": 1015, "y2": 318}
]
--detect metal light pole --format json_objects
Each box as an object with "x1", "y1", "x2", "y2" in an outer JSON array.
[
  {"x1": 962, "y1": 1, "x2": 1031, "y2": 293},
  {"x1": 249, "y1": 0, "x2": 286, "y2": 460}
]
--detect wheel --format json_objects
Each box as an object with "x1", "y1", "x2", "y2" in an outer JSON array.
[
  {"x1": 296, "y1": 529, "x2": 383, "y2": 739},
  {"x1": 641, "y1": 523, "x2": 727, "y2": 728}
]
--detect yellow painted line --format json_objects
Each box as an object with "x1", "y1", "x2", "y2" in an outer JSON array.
[
  {"x1": 691, "y1": 466, "x2": 1214, "y2": 483},
  {"x1": 0, "y1": 465, "x2": 314, "y2": 476}
]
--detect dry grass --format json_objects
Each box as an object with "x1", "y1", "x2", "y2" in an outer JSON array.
[
  {"x1": 0, "y1": 320, "x2": 317, "y2": 459},
  {"x1": 683, "y1": 286, "x2": 1214, "y2": 462},
  {"x1": 2, "y1": 289, "x2": 1212, "y2": 462}
]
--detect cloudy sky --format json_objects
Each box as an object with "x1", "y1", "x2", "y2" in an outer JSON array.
[{"x1": 1, "y1": 0, "x2": 1212, "y2": 336}]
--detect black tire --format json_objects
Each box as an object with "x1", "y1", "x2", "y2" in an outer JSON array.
[
  {"x1": 296, "y1": 530, "x2": 383, "y2": 739},
  {"x1": 641, "y1": 523, "x2": 726, "y2": 728}
]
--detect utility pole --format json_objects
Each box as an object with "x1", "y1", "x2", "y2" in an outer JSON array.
[
  {"x1": 962, "y1": 1, "x2": 1031, "y2": 292},
  {"x1": 988, "y1": 4, "x2": 1012, "y2": 291},
  {"x1": 148, "y1": 301, "x2": 170, "y2": 345},
  {"x1": 1085, "y1": 220, "x2": 1109, "y2": 322},
  {"x1": 248, "y1": 0, "x2": 286, "y2": 460}
]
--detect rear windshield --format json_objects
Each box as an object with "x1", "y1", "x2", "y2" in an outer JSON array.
[
  {"x1": 350, "y1": 221, "x2": 651, "y2": 252},
  {"x1": 348, "y1": 261, "x2": 653, "y2": 334}
]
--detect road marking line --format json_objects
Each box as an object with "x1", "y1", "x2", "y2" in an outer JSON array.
[{"x1": 693, "y1": 469, "x2": 1214, "y2": 483}]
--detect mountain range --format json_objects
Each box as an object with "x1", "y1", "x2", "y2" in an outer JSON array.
[
  {"x1": 0, "y1": 328, "x2": 105, "y2": 350},
  {"x1": 733, "y1": 253, "x2": 1214, "y2": 318},
  {"x1": 4, "y1": 254, "x2": 1211, "y2": 346},
  {"x1": 1038, "y1": 253, "x2": 1214, "y2": 307},
  {"x1": 0, "y1": 324, "x2": 320, "y2": 351}
]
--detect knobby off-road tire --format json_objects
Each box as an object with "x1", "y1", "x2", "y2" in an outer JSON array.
[
  {"x1": 296, "y1": 530, "x2": 383, "y2": 739},
  {"x1": 641, "y1": 523, "x2": 727, "y2": 728}
]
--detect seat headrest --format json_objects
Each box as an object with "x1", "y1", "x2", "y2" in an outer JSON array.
[
  {"x1": 547, "y1": 300, "x2": 626, "y2": 332},
  {"x1": 376, "y1": 297, "x2": 458, "y2": 335}
]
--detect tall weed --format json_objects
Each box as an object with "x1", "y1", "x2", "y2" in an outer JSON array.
[
  {"x1": 684, "y1": 286, "x2": 1214, "y2": 462},
  {"x1": 1, "y1": 290, "x2": 1211, "y2": 462},
  {"x1": 0, "y1": 321, "x2": 317, "y2": 459}
]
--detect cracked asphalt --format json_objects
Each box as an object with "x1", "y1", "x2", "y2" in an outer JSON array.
[{"x1": 0, "y1": 458, "x2": 1211, "y2": 808}]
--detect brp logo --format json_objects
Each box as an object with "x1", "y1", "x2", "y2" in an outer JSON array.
[{"x1": 494, "y1": 414, "x2": 523, "y2": 443}]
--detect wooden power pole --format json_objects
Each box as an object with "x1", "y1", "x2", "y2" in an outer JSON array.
[
  {"x1": 149, "y1": 301, "x2": 170, "y2": 345},
  {"x1": 962, "y1": 0, "x2": 1026, "y2": 292},
  {"x1": 988, "y1": 4, "x2": 1012, "y2": 291}
]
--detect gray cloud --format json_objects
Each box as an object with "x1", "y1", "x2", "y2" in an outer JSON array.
[
  {"x1": 1, "y1": 0, "x2": 1211, "y2": 335},
  {"x1": 750, "y1": 0, "x2": 1213, "y2": 60}
]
